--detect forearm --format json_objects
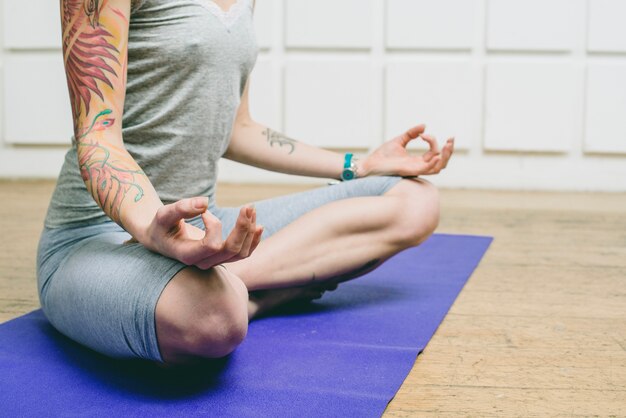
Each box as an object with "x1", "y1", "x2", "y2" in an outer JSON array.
[
  {"x1": 76, "y1": 130, "x2": 163, "y2": 240},
  {"x1": 224, "y1": 120, "x2": 346, "y2": 180}
]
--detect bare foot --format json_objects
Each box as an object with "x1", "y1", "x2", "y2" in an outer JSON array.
[{"x1": 248, "y1": 282, "x2": 338, "y2": 319}]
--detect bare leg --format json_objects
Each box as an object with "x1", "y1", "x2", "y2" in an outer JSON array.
[
  {"x1": 155, "y1": 265, "x2": 249, "y2": 364},
  {"x1": 156, "y1": 264, "x2": 328, "y2": 363},
  {"x1": 155, "y1": 178, "x2": 439, "y2": 363},
  {"x1": 226, "y1": 178, "x2": 440, "y2": 292}
]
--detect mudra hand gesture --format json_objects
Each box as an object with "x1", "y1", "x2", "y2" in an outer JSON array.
[
  {"x1": 360, "y1": 124, "x2": 454, "y2": 178},
  {"x1": 127, "y1": 198, "x2": 263, "y2": 270}
]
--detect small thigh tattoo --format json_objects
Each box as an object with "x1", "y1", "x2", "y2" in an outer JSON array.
[{"x1": 263, "y1": 128, "x2": 297, "y2": 155}]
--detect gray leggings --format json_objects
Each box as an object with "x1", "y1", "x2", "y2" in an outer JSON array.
[{"x1": 36, "y1": 176, "x2": 402, "y2": 362}]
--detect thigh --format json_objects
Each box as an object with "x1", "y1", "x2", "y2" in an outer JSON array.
[
  {"x1": 39, "y1": 225, "x2": 187, "y2": 361},
  {"x1": 196, "y1": 176, "x2": 402, "y2": 239}
]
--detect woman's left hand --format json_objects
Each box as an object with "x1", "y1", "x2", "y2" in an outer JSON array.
[{"x1": 360, "y1": 124, "x2": 454, "y2": 178}]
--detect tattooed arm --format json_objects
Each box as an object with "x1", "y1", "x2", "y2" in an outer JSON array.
[
  {"x1": 227, "y1": 0, "x2": 454, "y2": 180},
  {"x1": 61, "y1": 0, "x2": 163, "y2": 237},
  {"x1": 61, "y1": 0, "x2": 262, "y2": 266},
  {"x1": 224, "y1": 82, "x2": 348, "y2": 180},
  {"x1": 225, "y1": 78, "x2": 455, "y2": 179}
]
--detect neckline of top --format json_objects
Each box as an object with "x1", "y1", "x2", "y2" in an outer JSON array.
[
  {"x1": 200, "y1": 0, "x2": 248, "y2": 28},
  {"x1": 207, "y1": 0, "x2": 241, "y2": 14}
]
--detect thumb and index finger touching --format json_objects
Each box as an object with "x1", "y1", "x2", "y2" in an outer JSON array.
[
  {"x1": 156, "y1": 196, "x2": 209, "y2": 228},
  {"x1": 158, "y1": 197, "x2": 263, "y2": 266},
  {"x1": 397, "y1": 124, "x2": 427, "y2": 147},
  {"x1": 397, "y1": 125, "x2": 440, "y2": 156},
  {"x1": 397, "y1": 124, "x2": 457, "y2": 163}
]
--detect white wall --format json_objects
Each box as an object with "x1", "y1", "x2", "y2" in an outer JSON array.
[{"x1": 2, "y1": 0, "x2": 626, "y2": 191}]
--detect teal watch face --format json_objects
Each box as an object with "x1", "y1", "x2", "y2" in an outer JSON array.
[{"x1": 342, "y1": 153, "x2": 356, "y2": 181}]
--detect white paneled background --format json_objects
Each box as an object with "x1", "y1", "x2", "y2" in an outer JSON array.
[{"x1": 1, "y1": 0, "x2": 626, "y2": 191}]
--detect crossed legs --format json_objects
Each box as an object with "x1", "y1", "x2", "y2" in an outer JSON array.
[{"x1": 155, "y1": 178, "x2": 440, "y2": 364}]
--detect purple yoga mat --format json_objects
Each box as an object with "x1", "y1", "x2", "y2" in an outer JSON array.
[{"x1": 0, "y1": 233, "x2": 492, "y2": 417}]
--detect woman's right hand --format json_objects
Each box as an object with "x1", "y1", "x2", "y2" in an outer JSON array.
[{"x1": 137, "y1": 197, "x2": 263, "y2": 270}]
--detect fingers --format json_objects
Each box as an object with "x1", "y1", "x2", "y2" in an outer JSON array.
[
  {"x1": 434, "y1": 137, "x2": 454, "y2": 171},
  {"x1": 423, "y1": 137, "x2": 455, "y2": 175},
  {"x1": 168, "y1": 209, "x2": 223, "y2": 265},
  {"x1": 171, "y1": 211, "x2": 222, "y2": 265},
  {"x1": 194, "y1": 206, "x2": 261, "y2": 268},
  {"x1": 441, "y1": 137, "x2": 454, "y2": 169},
  {"x1": 397, "y1": 124, "x2": 426, "y2": 147},
  {"x1": 237, "y1": 207, "x2": 258, "y2": 258},
  {"x1": 224, "y1": 206, "x2": 254, "y2": 256},
  {"x1": 249, "y1": 225, "x2": 264, "y2": 254},
  {"x1": 244, "y1": 211, "x2": 265, "y2": 257},
  {"x1": 227, "y1": 207, "x2": 264, "y2": 261},
  {"x1": 421, "y1": 154, "x2": 441, "y2": 174},
  {"x1": 155, "y1": 196, "x2": 209, "y2": 229},
  {"x1": 201, "y1": 209, "x2": 224, "y2": 249},
  {"x1": 153, "y1": 197, "x2": 265, "y2": 269},
  {"x1": 419, "y1": 133, "x2": 440, "y2": 156},
  {"x1": 167, "y1": 204, "x2": 264, "y2": 269}
]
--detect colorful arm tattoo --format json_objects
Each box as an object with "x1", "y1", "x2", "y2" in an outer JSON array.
[
  {"x1": 76, "y1": 109, "x2": 145, "y2": 222},
  {"x1": 62, "y1": 0, "x2": 147, "y2": 225},
  {"x1": 63, "y1": 0, "x2": 119, "y2": 125}
]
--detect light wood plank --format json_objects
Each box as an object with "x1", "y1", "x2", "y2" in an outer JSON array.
[{"x1": 386, "y1": 386, "x2": 626, "y2": 417}]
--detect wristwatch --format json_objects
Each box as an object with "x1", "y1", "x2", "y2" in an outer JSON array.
[{"x1": 341, "y1": 153, "x2": 358, "y2": 181}]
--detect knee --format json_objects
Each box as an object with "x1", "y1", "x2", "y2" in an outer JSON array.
[
  {"x1": 389, "y1": 178, "x2": 440, "y2": 248},
  {"x1": 188, "y1": 302, "x2": 248, "y2": 359},
  {"x1": 157, "y1": 266, "x2": 249, "y2": 363}
]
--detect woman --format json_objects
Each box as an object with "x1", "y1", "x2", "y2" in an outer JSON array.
[{"x1": 38, "y1": 0, "x2": 454, "y2": 365}]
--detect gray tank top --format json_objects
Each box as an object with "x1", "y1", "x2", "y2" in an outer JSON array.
[{"x1": 44, "y1": 0, "x2": 258, "y2": 228}]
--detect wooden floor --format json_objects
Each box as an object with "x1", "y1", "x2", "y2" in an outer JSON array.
[{"x1": 1, "y1": 179, "x2": 624, "y2": 416}]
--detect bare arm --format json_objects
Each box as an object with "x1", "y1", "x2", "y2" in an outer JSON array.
[
  {"x1": 224, "y1": 82, "x2": 347, "y2": 180},
  {"x1": 224, "y1": 81, "x2": 455, "y2": 180}
]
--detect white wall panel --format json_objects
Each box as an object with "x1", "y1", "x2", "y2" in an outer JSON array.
[
  {"x1": 0, "y1": 1, "x2": 3, "y2": 144},
  {"x1": 588, "y1": 0, "x2": 626, "y2": 53},
  {"x1": 484, "y1": 61, "x2": 582, "y2": 152},
  {"x1": 252, "y1": 0, "x2": 273, "y2": 49},
  {"x1": 0, "y1": 64, "x2": 3, "y2": 146},
  {"x1": 385, "y1": 61, "x2": 480, "y2": 150},
  {"x1": 285, "y1": 0, "x2": 372, "y2": 49},
  {"x1": 487, "y1": 0, "x2": 577, "y2": 51},
  {"x1": 284, "y1": 59, "x2": 373, "y2": 148},
  {"x1": 0, "y1": 148, "x2": 69, "y2": 178},
  {"x1": 3, "y1": 53, "x2": 73, "y2": 144},
  {"x1": 585, "y1": 63, "x2": 626, "y2": 154},
  {"x1": 1, "y1": 0, "x2": 626, "y2": 191},
  {"x1": 248, "y1": 58, "x2": 281, "y2": 128},
  {"x1": 386, "y1": 0, "x2": 478, "y2": 50},
  {"x1": 3, "y1": 0, "x2": 61, "y2": 49}
]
